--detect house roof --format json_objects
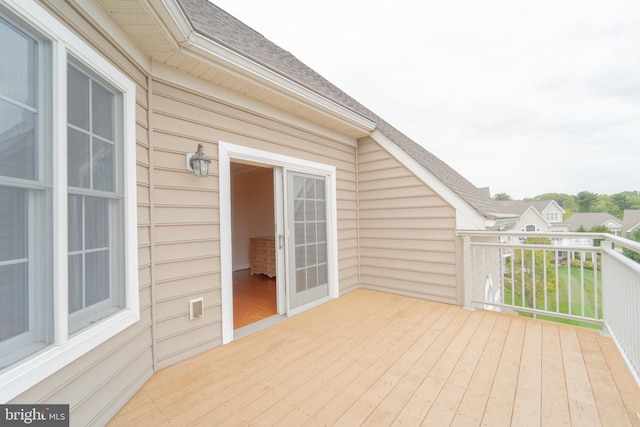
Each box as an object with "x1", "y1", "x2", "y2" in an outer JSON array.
[
  {"x1": 622, "y1": 209, "x2": 640, "y2": 237},
  {"x1": 177, "y1": 0, "x2": 509, "y2": 221},
  {"x1": 497, "y1": 201, "x2": 538, "y2": 216},
  {"x1": 496, "y1": 200, "x2": 559, "y2": 216},
  {"x1": 565, "y1": 212, "x2": 623, "y2": 232}
]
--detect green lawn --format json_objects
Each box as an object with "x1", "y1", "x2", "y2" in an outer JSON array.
[{"x1": 503, "y1": 265, "x2": 602, "y2": 329}]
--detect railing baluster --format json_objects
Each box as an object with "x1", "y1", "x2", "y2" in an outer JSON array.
[
  {"x1": 532, "y1": 248, "x2": 537, "y2": 319},
  {"x1": 580, "y1": 251, "x2": 585, "y2": 318},
  {"x1": 521, "y1": 248, "x2": 525, "y2": 308},
  {"x1": 568, "y1": 253, "x2": 572, "y2": 316},
  {"x1": 543, "y1": 249, "x2": 548, "y2": 312},
  {"x1": 500, "y1": 247, "x2": 505, "y2": 306},
  {"x1": 591, "y1": 252, "x2": 602, "y2": 319},
  {"x1": 512, "y1": 247, "x2": 516, "y2": 305},
  {"x1": 555, "y1": 251, "x2": 560, "y2": 313}
]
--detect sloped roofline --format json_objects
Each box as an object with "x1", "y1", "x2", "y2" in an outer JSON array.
[
  {"x1": 522, "y1": 206, "x2": 550, "y2": 226},
  {"x1": 156, "y1": 0, "x2": 512, "y2": 224},
  {"x1": 539, "y1": 199, "x2": 565, "y2": 214},
  {"x1": 152, "y1": 0, "x2": 376, "y2": 135}
]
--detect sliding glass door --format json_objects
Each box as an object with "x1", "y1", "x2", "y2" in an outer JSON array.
[{"x1": 286, "y1": 171, "x2": 329, "y2": 310}]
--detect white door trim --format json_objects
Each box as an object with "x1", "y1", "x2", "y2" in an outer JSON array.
[{"x1": 218, "y1": 141, "x2": 339, "y2": 344}]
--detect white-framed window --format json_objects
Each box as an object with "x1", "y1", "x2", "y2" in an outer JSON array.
[
  {"x1": 0, "y1": 0, "x2": 138, "y2": 401},
  {"x1": 0, "y1": 4, "x2": 54, "y2": 376},
  {"x1": 545, "y1": 212, "x2": 560, "y2": 222},
  {"x1": 66, "y1": 59, "x2": 127, "y2": 334}
]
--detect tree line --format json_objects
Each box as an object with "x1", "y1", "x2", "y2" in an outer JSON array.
[{"x1": 493, "y1": 190, "x2": 640, "y2": 219}]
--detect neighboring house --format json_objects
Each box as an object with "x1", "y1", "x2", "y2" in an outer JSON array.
[
  {"x1": 497, "y1": 200, "x2": 568, "y2": 233},
  {"x1": 564, "y1": 212, "x2": 624, "y2": 247},
  {"x1": 565, "y1": 212, "x2": 624, "y2": 235},
  {"x1": 622, "y1": 209, "x2": 640, "y2": 238},
  {"x1": 0, "y1": 0, "x2": 516, "y2": 423},
  {"x1": 494, "y1": 200, "x2": 569, "y2": 268}
]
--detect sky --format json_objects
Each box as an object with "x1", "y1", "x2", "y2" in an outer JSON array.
[{"x1": 211, "y1": 0, "x2": 640, "y2": 200}]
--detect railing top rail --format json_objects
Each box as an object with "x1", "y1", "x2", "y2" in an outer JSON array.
[
  {"x1": 603, "y1": 233, "x2": 640, "y2": 252},
  {"x1": 457, "y1": 230, "x2": 608, "y2": 238},
  {"x1": 469, "y1": 242, "x2": 602, "y2": 252},
  {"x1": 457, "y1": 230, "x2": 640, "y2": 253}
]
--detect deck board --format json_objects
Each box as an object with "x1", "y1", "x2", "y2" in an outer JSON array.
[
  {"x1": 596, "y1": 333, "x2": 640, "y2": 424},
  {"x1": 450, "y1": 314, "x2": 511, "y2": 426},
  {"x1": 540, "y1": 322, "x2": 571, "y2": 427},
  {"x1": 560, "y1": 326, "x2": 602, "y2": 426},
  {"x1": 421, "y1": 310, "x2": 498, "y2": 426},
  {"x1": 360, "y1": 304, "x2": 460, "y2": 426},
  {"x1": 391, "y1": 308, "x2": 479, "y2": 425},
  {"x1": 511, "y1": 320, "x2": 542, "y2": 426},
  {"x1": 481, "y1": 316, "x2": 526, "y2": 425},
  {"x1": 331, "y1": 302, "x2": 451, "y2": 426},
  {"x1": 108, "y1": 289, "x2": 640, "y2": 427},
  {"x1": 578, "y1": 329, "x2": 633, "y2": 427},
  {"x1": 242, "y1": 296, "x2": 430, "y2": 425}
]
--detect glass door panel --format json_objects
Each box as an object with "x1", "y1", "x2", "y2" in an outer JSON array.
[{"x1": 286, "y1": 172, "x2": 329, "y2": 310}]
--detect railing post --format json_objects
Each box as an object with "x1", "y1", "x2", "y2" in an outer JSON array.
[
  {"x1": 600, "y1": 239, "x2": 611, "y2": 331},
  {"x1": 463, "y1": 235, "x2": 475, "y2": 311}
]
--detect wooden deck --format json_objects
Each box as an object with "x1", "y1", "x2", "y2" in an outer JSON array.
[{"x1": 109, "y1": 289, "x2": 640, "y2": 426}]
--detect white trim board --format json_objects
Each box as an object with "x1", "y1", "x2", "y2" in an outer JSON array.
[{"x1": 150, "y1": 61, "x2": 361, "y2": 148}]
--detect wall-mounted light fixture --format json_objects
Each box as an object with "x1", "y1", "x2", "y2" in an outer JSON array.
[{"x1": 186, "y1": 144, "x2": 211, "y2": 177}]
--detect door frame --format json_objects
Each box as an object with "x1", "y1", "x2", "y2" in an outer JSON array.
[{"x1": 219, "y1": 141, "x2": 339, "y2": 344}]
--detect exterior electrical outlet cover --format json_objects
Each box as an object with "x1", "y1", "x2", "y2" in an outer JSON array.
[{"x1": 189, "y1": 298, "x2": 204, "y2": 320}]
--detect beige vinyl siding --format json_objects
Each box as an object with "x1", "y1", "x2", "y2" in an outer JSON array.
[
  {"x1": 337, "y1": 173, "x2": 360, "y2": 293},
  {"x1": 357, "y1": 138, "x2": 458, "y2": 304},
  {"x1": 150, "y1": 78, "x2": 359, "y2": 366}
]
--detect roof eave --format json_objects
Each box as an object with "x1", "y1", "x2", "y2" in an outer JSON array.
[{"x1": 149, "y1": 0, "x2": 377, "y2": 136}]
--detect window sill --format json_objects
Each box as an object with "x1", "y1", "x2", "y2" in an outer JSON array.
[{"x1": 0, "y1": 308, "x2": 139, "y2": 402}]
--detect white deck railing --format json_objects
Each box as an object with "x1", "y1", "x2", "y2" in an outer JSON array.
[{"x1": 458, "y1": 230, "x2": 640, "y2": 385}]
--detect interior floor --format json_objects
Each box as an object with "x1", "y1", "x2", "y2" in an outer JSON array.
[{"x1": 233, "y1": 269, "x2": 277, "y2": 329}]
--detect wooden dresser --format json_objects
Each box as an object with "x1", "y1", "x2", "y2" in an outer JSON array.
[{"x1": 250, "y1": 237, "x2": 276, "y2": 278}]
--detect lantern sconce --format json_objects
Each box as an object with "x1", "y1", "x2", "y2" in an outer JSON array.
[{"x1": 185, "y1": 143, "x2": 211, "y2": 177}]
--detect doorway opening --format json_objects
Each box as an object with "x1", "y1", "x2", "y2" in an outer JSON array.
[
  {"x1": 219, "y1": 141, "x2": 339, "y2": 344},
  {"x1": 230, "y1": 162, "x2": 277, "y2": 330}
]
